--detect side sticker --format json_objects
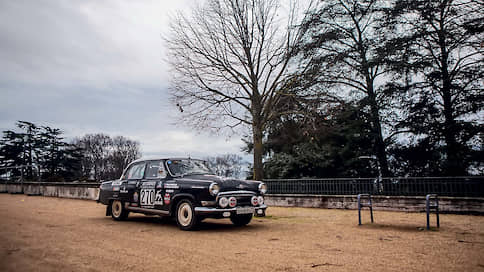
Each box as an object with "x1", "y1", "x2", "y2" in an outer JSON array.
[
  {"x1": 154, "y1": 191, "x2": 163, "y2": 205},
  {"x1": 141, "y1": 181, "x2": 156, "y2": 188},
  {"x1": 164, "y1": 183, "x2": 179, "y2": 189},
  {"x1": 133, "y1": 192, "x2": 139, "y2": 203},
  {"x1": 164, "y1": 193, "x2": 171, "y2": 205}
]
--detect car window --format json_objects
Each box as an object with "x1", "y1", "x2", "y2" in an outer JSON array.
[
  {"x1": 166, "y1": 159, "x2": 212, "y2": 177},
  {"x1": 126, "y1": 163, "x2": 145, "y2": 180},
  {"x1": 145, "y1": 160, "x2": 167, "y2": 179}
]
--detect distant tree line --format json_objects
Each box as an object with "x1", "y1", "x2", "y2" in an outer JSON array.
[
  {"x1": 0, "y1": 121, "x2": 141, "y2": 182},
  {"x1": 167, "y1": 0, "x2": 482, "y2": 179},
  {"x1": 204, "y1": 154, "x2": 246, "y2": 179}
]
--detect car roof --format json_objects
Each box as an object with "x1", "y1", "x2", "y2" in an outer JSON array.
[{"x1": 129, "y1": 157, "x2": 203, "y2": 164}]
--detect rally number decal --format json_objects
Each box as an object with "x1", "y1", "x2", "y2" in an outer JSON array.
[{"x1": 140, "y1": 189, "x2": 155, "y2": 206}]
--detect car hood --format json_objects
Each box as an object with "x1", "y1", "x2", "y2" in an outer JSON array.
[{"x1": 175, "y1": 174, "x2": 261, "y2": 192}]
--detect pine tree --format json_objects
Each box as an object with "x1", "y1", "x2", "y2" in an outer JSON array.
[
  {"x1": 296, "y1": 0, "x2": 398, "y2": 176},
  {"x1": 388, "y1": 0, "x2": 483, "y2": 175}
]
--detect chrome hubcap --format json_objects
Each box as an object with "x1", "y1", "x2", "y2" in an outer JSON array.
[
  {"x1": 178, "y1": 203, "x2": 192, "y2": 226},
  {"x1": 112, "y1": 201, "x2": 122, "y2": 217}
]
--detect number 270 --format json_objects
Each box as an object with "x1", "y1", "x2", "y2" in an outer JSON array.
[{"x1": 140, "y1": 189, "x2": 155, "y2": 205}]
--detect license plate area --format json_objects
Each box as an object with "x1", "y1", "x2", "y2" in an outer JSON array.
[{"x1": 236, "y1": 207, "x2": 255, "y2": 215}]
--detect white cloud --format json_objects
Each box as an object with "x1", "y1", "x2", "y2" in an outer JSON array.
[{"x1": 0, "y1": 0, "x2": 250, "y2": 161}]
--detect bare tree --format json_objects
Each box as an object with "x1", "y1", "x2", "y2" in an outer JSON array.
[
  {"x1": 204, "y1": 153, "x2": 245, "y2": 178},
  {"x1": 166, "y1": 0, "x2": 311, "y2": 180},
  {"x1": 73, "y1": 134, "x2": 140, "y2": 181}
]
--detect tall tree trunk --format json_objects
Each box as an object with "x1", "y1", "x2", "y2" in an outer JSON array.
[
  {"x1": 366, "y1": 79, "x2": 391, "y2": 177},
  {"x1": 251, "y1": 92, "x2": 264, "y2": 181},
  {"x1": 252, "y1": 123, "x2": 264, "y2": 180},
  {"x1": 439, "y1": 28, "x2": 463, "y2": 175}
]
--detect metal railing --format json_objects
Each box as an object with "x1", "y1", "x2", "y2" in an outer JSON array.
[{"x1": 264, "y1": 177, "x2": 484, "y2": 197}]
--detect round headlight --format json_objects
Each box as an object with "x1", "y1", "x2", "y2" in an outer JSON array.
[
  {"x1": 258, "y1": 196, "x2": 264, "y2": 205},
  {"x1": 209, "y1": 183, "x2": 220, "y2": 196},
  {"x1": 219, "y1": 197, "x2": 228, "y2": 208},
  {"x1": 258, "y1": 183, "x2": 267, "y2": 195},
  {"x1": 228, "y1": 196, "x2": 237, "y2": 208},
  {"x1": 251, "y1": 196, "x2": 259, "y2": 206}
]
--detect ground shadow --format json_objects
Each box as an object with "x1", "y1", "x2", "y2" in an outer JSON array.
[
  {"x1": 358, "y1": 223, "x2": 439, "y2": 232},
  {"x1": 89, "y1": 214, "x2": 267, "y2": 232}
]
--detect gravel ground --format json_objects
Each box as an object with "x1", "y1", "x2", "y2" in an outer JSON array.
[{"x1": 0, "y1": 194, "x2": 483, "y2": 272}]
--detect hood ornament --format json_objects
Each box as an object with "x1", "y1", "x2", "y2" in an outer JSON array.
[{"x1": 237, "y1": 184, "x2": 247, "y2": 189}]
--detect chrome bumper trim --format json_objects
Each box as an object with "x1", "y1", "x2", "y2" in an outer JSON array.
[
  {"x1": 215, "y1": 191, "x2": 257, "y2": 201},
  {"x1": 194, "y1": 205, "x2": 267, "y2": 214}
]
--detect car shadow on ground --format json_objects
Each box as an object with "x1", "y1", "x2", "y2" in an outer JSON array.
[
  {"x1": 358, "y1": 223, "x2": 438, "y2": 232},
  {"x1": 90, "y1": 214, "x2": 268, "y2": 232}
]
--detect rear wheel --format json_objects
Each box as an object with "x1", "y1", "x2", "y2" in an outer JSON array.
[
  {"x1": 176, "y1": 200, "x2": 198, "y2": 231},
  {"x1": 111, "y1": 200, "x2": 129, "y2": 221},
  {"x1": 230, "y1": 214, "x2": 252, "y2": 226}
]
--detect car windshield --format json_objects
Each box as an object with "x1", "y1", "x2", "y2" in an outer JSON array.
[{"x1": 166, "y1": 159, "x2": 212, "y2": 177}]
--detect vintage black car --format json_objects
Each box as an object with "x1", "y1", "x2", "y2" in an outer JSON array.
[{"x1": 98, "y1": 157, "x2": 267, "y2": 230}]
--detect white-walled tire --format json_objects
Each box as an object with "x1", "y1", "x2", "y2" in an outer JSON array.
[
  {"x1": 111, "y1": 200, "x2": 129, "y2": 221},
  {"x1": 176, "y1": 200, "x2": 198, "y2": 231}
]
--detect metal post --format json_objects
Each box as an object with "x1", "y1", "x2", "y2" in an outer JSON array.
[
  {"x1": 426, "y1": 194, "x2": 439, "y2": 230},
  {"x1": 436, "y1": 197, "x2": 440, "y2": 228},
  {"x1": 426, "y1": 195, "x2": 430, "y2": 230},
  {"x1": 369, "y1": 196, "x2": 374, "y2": 223},
  {"x1": 357, "y1": 194, "x2": 373, "y2": 225},
  {"x1": 358, "y1": 194, "x2": 362, "y2": 225}
]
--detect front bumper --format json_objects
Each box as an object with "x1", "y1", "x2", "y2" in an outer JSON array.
[{"x1": 194, "y1": 205, "x2": 267, "y2": 217}]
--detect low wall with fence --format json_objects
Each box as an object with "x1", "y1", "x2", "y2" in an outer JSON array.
[
  {"x1": 263, "y1": 177, "x2": 484, "y2": 213},
  {"x1": 264, "y1": 177, "x2": 484, "y2": 197},
  {"x1": 264, "y1": 194, "x2": 484, "y2": 213},
  {"x1": 1, "y1": 178, "x2": 483, "y2": 213},
  {"x1": 0, "y1": 181, "x2": 100, "y2": 200}
]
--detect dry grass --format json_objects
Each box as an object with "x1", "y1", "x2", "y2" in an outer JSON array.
[{"x1": 0, "y1": 194, "x2": 483, "y2": 272}]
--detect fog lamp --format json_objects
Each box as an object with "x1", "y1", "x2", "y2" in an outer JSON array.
[
  {"x1": 251, "y1": 196, "x2": 259, "y2": 206},
  {"x1": 228, "y1": 197, "x2": 237, "y2": 208}
]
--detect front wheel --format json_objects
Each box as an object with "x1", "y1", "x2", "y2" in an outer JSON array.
[
  {"x1": 176, "y1": 200, "x2": 198, "y2": 231},
  {"x1": 230, "y1": 214, "x2": 253, "y2": 226},
  {"x1": 111, "y1": 200, "x2": 129, "y2": 221}
]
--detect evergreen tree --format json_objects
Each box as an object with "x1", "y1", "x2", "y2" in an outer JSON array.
[
  {"x1": 260, "y1": 97, "x2": 376, "y2": 178},
  {"x1": 0, "y1": 121, "x2": 85, "y2": 181},
  {"x1": 388, "y1": 0, "x2": 483, "y2": 175},
  {"x1": 16, "y1": 121, "x2": 41, "y2": 178},
  {"x1": 296, "y1": 0, "x2": 398, "y2": 176},
  {"x1": 0, "y1": 130, "x2": 25, "y2": 177}
]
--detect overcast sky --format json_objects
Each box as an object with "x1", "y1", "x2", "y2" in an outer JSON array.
[{"x1": 0, "y1": 0, "x2": 250, "y2": 160}]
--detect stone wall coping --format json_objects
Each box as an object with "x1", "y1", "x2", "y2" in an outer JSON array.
[
  {"x1": 2, "y1": 181, "x2": 101, "y2": 187},
  {"x1": 266, "y1": 194, "x2": 484, "y2": 201}
]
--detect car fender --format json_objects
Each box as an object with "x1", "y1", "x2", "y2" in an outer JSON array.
[{"x1": 170, "y1": 193, "x2": 196, "y2": 214}]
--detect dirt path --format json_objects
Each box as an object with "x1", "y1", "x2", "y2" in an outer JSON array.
[{"x1": 0, "y1": 194, "x2": 483, "y2": 272}]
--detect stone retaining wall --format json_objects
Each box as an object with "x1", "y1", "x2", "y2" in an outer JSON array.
[
  {"x1": 265, "y1": 194, "x2": 484, "y2": 214},
  {"x1": 0, "y1": 182, "x2": 100, "y2": 200},
  {"x1": 1, "y1": 182, "x2": 483, "y2": 213}
]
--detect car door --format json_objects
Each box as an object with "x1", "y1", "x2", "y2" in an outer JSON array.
[
  {"x1": 140, "y1": 160, "x2": 167, "y2": 209},
  {"x1": 124, "y1": 162, "x2": 146, "y2": 206}
]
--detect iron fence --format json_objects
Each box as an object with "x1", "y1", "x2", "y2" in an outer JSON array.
[{"x1": 264, "y1": 177, "x2": 484, "y2": 197}]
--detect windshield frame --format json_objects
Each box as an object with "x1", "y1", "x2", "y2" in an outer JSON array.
[{"x1": 165, "y1": 159, "x2": 213, "y2": 177}]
